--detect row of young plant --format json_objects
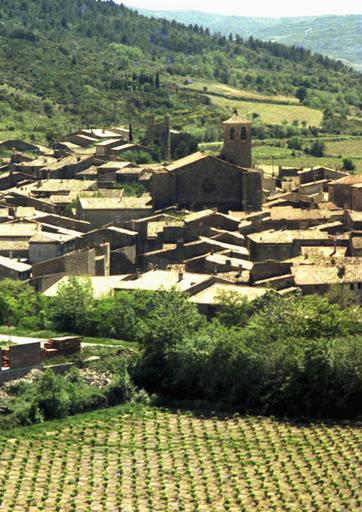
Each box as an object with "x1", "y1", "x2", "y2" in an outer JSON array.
[
  {"x1": 0, "y1": 278, "x2": 361, "y2": 419},
  {"x1": 0, "y1": 408, "x2": 360, "y2": 511}
]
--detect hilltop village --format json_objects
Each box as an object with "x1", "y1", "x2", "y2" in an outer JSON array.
[{"x1": 0, "y1": 112, "x2": 361, "y2": 313}]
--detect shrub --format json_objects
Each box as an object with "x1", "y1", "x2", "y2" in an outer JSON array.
[
  {"x1": 287, "y1": 136, "x2": 302, "y2": 150},
  {"x1": 36, "y1": 370, "x2": 71, "y2": 419},
  {"x1": 342, "y1": 158, "x2": 355, "y2": 171},
  {"x1": 309, "y1": 140, "x2": 325, "y2": 157}
]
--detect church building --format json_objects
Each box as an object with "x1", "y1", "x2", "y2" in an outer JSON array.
[{"x1": 151, "y1": 113, "x2": 261, "y2": 212}]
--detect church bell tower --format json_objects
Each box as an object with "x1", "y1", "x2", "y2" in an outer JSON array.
[{"x1": 222, "y1": 111, "x2": 252, "y2": 168}]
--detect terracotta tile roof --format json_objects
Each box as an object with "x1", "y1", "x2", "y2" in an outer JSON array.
[
  {"x1": 329, "y1": 175, "x2": 362, "y2": 186},
  {"x1": 165, "y1": 152, "x2": 208, "y2": 171},
  {"x1": 294, "y1": 264, "x2": 362, "y2": 285},
  {"x1": 248, "y1": 229, "x2": 329, "y2": 244}
]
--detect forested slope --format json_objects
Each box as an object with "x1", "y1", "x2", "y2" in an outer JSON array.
[
  {"x1": 0, "y1": 0, "x2": 360, "y2": 143},
  {"x1": 138, "y1": 10, "x2": 362, "y2": 70}
]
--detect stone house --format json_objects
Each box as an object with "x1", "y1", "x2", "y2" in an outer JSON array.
[
  {"x1": 95, "y1": 139, "x2": 125, "y2": 158},
  {"x1": 328, "y1": 175, "x2": 362, "y2": 208},
  {"x1": 0, "y1": 255, "x2": 31, "y2": 280},
  {"x1": 247, "y1": 229, "x2": 334, "y2": 262},
  {"x1": 293, "y1": 263, "x2": 362, "y2": 303},
  {"x1": 76, "y1": 195, "x2": 153, "y2": 228},
  {"x1": 298, "y1": 166, "x2": 348, "y2": 185}
]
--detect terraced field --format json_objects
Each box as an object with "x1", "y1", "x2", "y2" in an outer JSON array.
[
  {"x1": 0, "y1": 406, "x2": 360, "y2": 511},
  {"x1": 180, "y1": 79, "x2": 299, "y2": 104},
  {"x1": 207, "y1": 95, "x2": 323, "y2": 127}
]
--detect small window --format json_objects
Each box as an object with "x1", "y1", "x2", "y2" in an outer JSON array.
[
  {"x1": 358, "y1": 283, "x2": 361, "y2": 290},
  {"x1": 350, "y1": 284, "x2": 354, "y2": 290},
  {"x1": 229, "y1": 127, "x2": 235, "y2": 140},
  {"x1": 240, "y1": 127, "x2": 247, "y2": 140}
]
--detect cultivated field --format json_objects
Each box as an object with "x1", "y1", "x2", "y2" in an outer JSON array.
[
  {"x1": 0, "y1": 407, "x2": 360, "y2": 511},
  {"x1": 180, "y1": 79, "x2": 299, "y2": 104},
  {"x1": 206, "y1": 95, "x2": 323, "y2": 127},
  {"x1": 325, "y1": 138, "x2": 362, "y2": 159}
]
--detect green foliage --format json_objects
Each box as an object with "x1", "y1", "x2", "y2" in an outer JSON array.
[
  {"x1": 3, "y1": 365, "x2": 137, "y2": 426},
  {"x1": 52, "y1": 277, "x2": 94, "y2": 332},
  {"x1": 0, "y1": 0, "x2": 360, "y2": 142},
  {"x1": 308, "y1": 140, "x2": 325, "y2": 157},
  {"x1": 0, "y1": 279, "x2": 47, "y2": 328},
  {"x1": 287, "y1": 136, "x2": 302, "y2": 150},
  {"x1": 120, "y1": 150, "x2": 153, "y2": 164},
  {"x1": 214, "y1": 290, "x2": 254, "y2": 327},
  {"x1": 88, "y1": 290, "x2": 153, "y2": 341},
  {"x1": 106, "y1": 362, "x2": 135, "y2": 406},
  {"x1": 0, "y1": 279, "x2": 361, "y2": 419},
  {"x1": 141, "y1": 10, "x2": 362, "y2": 70},
  {"x1": 342, "y1": 157, "x2": 356, "y2": 171},
  {"x1": 37, "y1": 370, "x2": 71, "y2": 419},
  {"x1": 133, "y1": 294, "x2": 362, "y2": 418},
  {"x1": 296, "y1": 86, "x2": 308, "y2": 103}
]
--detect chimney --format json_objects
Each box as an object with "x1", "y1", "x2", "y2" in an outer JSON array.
[{"x1": 178, "y1": 271, "x2": 184, "y2": 282}]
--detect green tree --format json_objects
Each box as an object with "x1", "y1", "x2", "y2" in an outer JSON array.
[
  {"x1": 36, "y1": 370, "x2": 70, "y2": 419},
  {"x1": 214, "y1": 290, "x2": 253, "y2": 327},
  {"x1": 296, "y1": 86, "x2": 308, "y2": 103},
  {"x1": 52, "y1": 277, "x2": 94, "y2": 332},
  {"x1": 309, "y1": 140, "x2": 325, "y2": 157},
  {"x1": 287, "y1": 136, "x2": 302, "y2": 150},
  {"x1": 134, "y1": 289, "x2": 206, "y2": 391},
  {"x1": 342, "y1": 158, "x2": 355, "y2": 171},
  {"x1": 0, "y1": 279, "x2": 46, "y2": 327}
]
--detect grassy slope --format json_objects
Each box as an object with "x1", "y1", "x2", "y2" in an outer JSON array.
[{"x1": 0, "y1": 406, "x2": 360, "y2": 510}]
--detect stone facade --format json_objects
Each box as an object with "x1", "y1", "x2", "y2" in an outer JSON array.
[
  {"x1": 222, "y1": 112, "x2": 252, "y2": 168},
  {"x1": 152, "y1": 154, "x2": 262, "y2": 212}
]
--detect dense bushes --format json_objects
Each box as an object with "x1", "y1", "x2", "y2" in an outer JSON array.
[
  {"x1": 133, "y1": 293, "x2": 362, "y2": 418},
  {"x1": 0, "y1": 279, "x2": 49, "y2": 329},
  {"x1": 2, "y1": 365, "x2": 135, "y2": 428},
  {"x1": 0, "y1": 278, "x2": 361, "y2": 419}
]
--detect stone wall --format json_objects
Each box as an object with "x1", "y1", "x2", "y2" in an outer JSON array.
[
  {"x1": 329, "y1": 184, "x2": 353, "y2": 208},
  {"x1": 110, "y1": 246, "x2": 137, "y2": 274},
  {"x1": 352, "y1": 187, "x2": 362, "y2": 211},
  {"x1": 251, "y1": 261, "x2": 292, "y2": 282},
  {"x1": 32, "y1": 248, "x2": 97, "y2": 278}
]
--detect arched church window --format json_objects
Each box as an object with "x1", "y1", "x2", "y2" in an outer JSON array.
[
  {"x1": 229, "y1": 127, "x2": 235, "y2": 140},
  {"x1": 240, "y1": 127, "x2": 247, "y2": 140}
]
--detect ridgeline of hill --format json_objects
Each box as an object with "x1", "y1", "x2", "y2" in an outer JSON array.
[
  {"x1": 137, "y1": 9, "x2": 362, "y2": 71},
  {"x1": 0, "y1": 0, "x2": 361, "y2": 144}
]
